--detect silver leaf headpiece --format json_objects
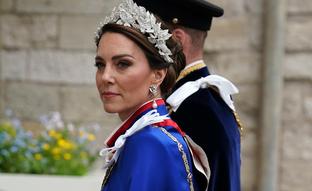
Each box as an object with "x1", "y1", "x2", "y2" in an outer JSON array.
[{"x1": 95, "y1": 0, "x2": 173, "y2": 63}]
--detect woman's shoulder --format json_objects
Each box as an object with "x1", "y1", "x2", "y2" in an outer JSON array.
[
  {"x1": 125, "y1": 125, "x2": 186, "y2": 157},
  {"x1": 113, "y1": 127, "x2": 194, "y2": 191},
  {"x1": 129, "y1": 125, "x2": 181, "y2": 146},
  {"x1": 120, "y1": 125, "x2": 192, "y2": 178}
]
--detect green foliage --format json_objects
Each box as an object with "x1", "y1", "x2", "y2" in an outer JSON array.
[{"x1": 0, "y1": 111, "x2": 99, "y2": 176}]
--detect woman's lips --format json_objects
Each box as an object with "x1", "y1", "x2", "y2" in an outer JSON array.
[{"x1": 101, "y1": 91, "x2": 120, "y2": 99}]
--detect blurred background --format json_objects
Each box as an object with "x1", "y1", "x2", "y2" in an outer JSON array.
[{"x1": 0, "y1": 0, "x2": 311, "y2": 191}]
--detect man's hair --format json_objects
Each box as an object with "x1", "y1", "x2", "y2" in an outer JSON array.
[
  {"x1": 165, "y1": 22, "x2": 207, "y2": 50},
  {"x1": 182, "y1": 26, "x2": 207, "y2": 50}
]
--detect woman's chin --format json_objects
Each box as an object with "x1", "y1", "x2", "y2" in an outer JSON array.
[{"x1": 102, "y1": 104, "x2": 119, "y2": 114}]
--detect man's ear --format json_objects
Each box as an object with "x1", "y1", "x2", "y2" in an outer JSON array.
[
  {"x1": 152, "y1": 68, "x2": 167, "y2": 86},
  {"x1": 172, "y1": 28, "x2": 187, "y2": 47}
]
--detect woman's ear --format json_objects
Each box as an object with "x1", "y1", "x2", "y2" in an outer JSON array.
[{"x1": 152, "y1": 68, "x2": 167, "y2": 86}]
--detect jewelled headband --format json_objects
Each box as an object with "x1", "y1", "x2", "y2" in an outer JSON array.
[{"x1": 95, "y1": 0, "x2": 173, "y2": 63}]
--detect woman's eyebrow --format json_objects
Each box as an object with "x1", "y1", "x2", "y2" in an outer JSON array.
[
  {"x1": 95, "y1": 54, "x2": 134, "y2": 61},
  {"x1": 112, "y1": 54, "x2": 134, "y2": 60},
  {"x1": 95, "y1": 56, "x2": 104, "y2": 61}
]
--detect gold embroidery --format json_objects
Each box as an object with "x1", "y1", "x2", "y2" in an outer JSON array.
[
  {"x1": 233, "y1": 111, "x2": 244, "y2": 137},
  {"x1": 101, "y1": 129, "x2": 195, "y2": 191},
  {"x1": 176, "y1": 62, "x2": 207, "y2": 82},
  {"x1": 101, "y1": 161, "x2": 116, "y2": 188},
  {"x1": 159, "y1": 127, "x2": 194, "y2": 191}
]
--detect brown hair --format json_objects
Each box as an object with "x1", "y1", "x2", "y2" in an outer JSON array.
[
  {"x1": 95, "y1": 23, "x2": 185, "y2": 97},
  {"x1": 165, "y1": 22, "x2": 207, "y2": 50}
]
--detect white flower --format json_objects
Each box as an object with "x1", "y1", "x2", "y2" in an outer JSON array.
[{"x1": 95, "y1": 0, "x2": 173, "y2": 63}]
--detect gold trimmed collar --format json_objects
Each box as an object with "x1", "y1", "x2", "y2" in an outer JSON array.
[{"x1": 176, "y1": 62, "x2": 207, "y2": 82}]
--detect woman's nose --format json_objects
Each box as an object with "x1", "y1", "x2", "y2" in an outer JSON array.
[{"x1": 101, "y1": 66, "x2": 114, "y2": 84}]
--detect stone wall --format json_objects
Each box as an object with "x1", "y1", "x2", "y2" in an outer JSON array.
[
  {"x1": 1, "y1": 0, "x2": 311, "y2": 190},
  {"x1": 281, "y1": 0, "x2": 312, "y2": 190},
  {"x1": 0, "y1": 0, "x2": 123, "y2": 147}
]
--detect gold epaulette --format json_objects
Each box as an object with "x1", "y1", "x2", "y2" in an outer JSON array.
[
  {"x1": 233, "y1": 111, "x2": 244, "y2": 137},
  {"x1": 176, "y1": 62, "x2": 207, "y2": 82}
]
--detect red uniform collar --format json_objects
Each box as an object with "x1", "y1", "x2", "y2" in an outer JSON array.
[{"x1": 105, "y1": 99, "x2": 185, "y2": 147}]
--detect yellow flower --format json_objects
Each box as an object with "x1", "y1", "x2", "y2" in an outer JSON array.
[
  {"x1": 1, "y1": 121, "x2": 11, "y2": 128},
  {"x1": 65, "y1": 141, "x2": 75, "y2": 150},
  {"x1": 57, "y1": 139, "x2": 74, "y2": 150},
  {"x1": 1, "y1": 122, "x2": 16, "y2": 137},
  {"x1": 63, "y1": 153, "x2": 72, "y2": 160},
  {"x1": 42, "y1": 143, "x2": 50, "y2": 150},
  {"x1": 54, "y1": 132, "x2": 62, "y2": 139},
  {"x1": 34, "y1": 153, "x2": 42, "y2": 160},
  {"x1": 52, "y1": 147, "x2": 61, "y2": 155},
  {"x1": 80, "y1": 151, "x2": 87, "y2": 159},
  {"x1": 48, "y1": 130, "x2": 62, "y2": 139},
  {"x1": 87, "y1": 133, "x2": 96, "y2": 142},
  {"x1": 79, "y1": 130, "x2": 84, "y2": 137},
  {"x1": 48, "y1": 130, "x2": 56, "y2": 137},
  {"x1": 57, "y1": 139, "x2": 66, "y2": 147}
]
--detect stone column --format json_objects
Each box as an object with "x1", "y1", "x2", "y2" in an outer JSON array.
[{"x1": 259, "y1": 0, "x2": 286, "y2": 190}]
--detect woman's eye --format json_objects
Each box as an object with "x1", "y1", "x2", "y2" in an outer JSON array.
[
  {"x1": 116, "y1": 61, "x2": 130, "y2": 69},
  {"x1": 95, "y1": 62, "x2": 105, "y2": 70}
]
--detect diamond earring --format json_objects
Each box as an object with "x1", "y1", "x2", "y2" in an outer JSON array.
[{"x1": 149, "y1": 85, "x2": 158, "y2": 97}]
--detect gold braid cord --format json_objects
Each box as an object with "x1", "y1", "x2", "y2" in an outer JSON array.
[
  {"x1": 101, "y1": 161, "x2": 116, "y2": 188},
  {"x1": 175, "y1": 61, "x2": 244, "y2": 138},
  {"x1": 233, "y1": 111, "x2": 244, "y2": 137},
  {"x1": 159, "y1": 127, "x2": 194, "y2": 191},
  {"x1": 176, "y1": 62, "x2": 207, "y2": 82},
  {"x1": 101, "y1": 128, "x2": 195, "y2": 191}
]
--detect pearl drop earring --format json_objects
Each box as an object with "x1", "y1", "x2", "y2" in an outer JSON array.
[{"x1": 149, "y1": 85, "x2": 158, "y2": 109}]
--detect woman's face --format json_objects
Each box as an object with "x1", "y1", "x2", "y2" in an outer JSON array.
[{"x1": 95, "y1": 32, "x2": 157, "y2": 120}]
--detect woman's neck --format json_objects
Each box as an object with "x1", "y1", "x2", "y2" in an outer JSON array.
[{"x1": 118, "y1": 97, "x2": 162, "y2": 121}]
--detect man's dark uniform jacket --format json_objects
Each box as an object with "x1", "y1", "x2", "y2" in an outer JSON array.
[{"x1": 169, "y1": 65, "x2": 241, "y2": 191}]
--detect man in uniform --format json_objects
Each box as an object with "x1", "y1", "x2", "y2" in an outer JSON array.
[{"x1": 134, "y1": 0, "x2": 242, "y2": 190}]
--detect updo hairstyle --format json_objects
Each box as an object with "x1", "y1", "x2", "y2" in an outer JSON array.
[{"x1": 95, "y1": 21, "x2": 185, "y2": 97}]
